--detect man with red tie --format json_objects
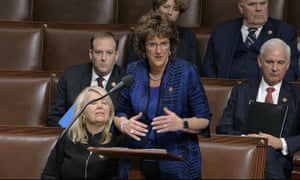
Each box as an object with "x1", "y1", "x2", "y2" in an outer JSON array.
[
  {"x1": 46, "y1": 32, "x2": 126, "y2": 126},
  {"x1": 216, "y1": 38, "x2": 300, "y2": 179}
]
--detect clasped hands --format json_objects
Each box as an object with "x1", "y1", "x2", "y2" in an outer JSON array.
[{"x1": 121, "y1": 107, "x2": 183, "y2": 141}]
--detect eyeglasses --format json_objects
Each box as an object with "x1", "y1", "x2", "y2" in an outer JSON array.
[{"x1": 145, "y1": 41, "x2": 170, "y2": 49}]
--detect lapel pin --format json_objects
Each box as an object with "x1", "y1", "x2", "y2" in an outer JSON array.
[
  {"x1": 268, "y1": 30, "x2": 273, "y2": 35},
  {"x1": 282, "y1": 97, "x2": 288, "y2": 103},
  {"x1": 111, "y1": 82, "x2": 116, "y2": 87}
]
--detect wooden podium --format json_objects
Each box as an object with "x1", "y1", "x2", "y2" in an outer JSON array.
[{"x1": 87, "y1": 147, "x2": 184, "y2": 179}]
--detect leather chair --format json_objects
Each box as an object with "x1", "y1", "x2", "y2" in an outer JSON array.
[
  {"x1": 176, "y1": 0, "x2": 201, "y2": 27},
  {"x1": 42, "y1": 23, "x2": 132, "y2": 71},
  {"x1": 201, "y1": 78, "x2": 246, "y2": 133},
  {"x1": 292, "y1": 151, "x2": 300, "y2": 179},
  {"x1": 33, "y1": 0, "x2": 117, "y2": 24},
  {"x1": 0, "y1": 125, "x2": 62, "y2": 179},
  {"x1": 117, "y1": 0, "x2": 152, "y2": 25},
  {"x1": 269, "y1": 0, "x2": 287, "y2": 21},
  {"x1": 287, "y1": 0, "x2": 300, "y2": 29},
  {"x1": 199, "y1": 134, "x2": 267, "y2": 179},
  {"x1": 190, "y1": 27, "x2": 212, "y2": 65},
  {"x1": 0, "y1": 72, "x2": 52, "y2": 126},
  {"x1": 0, "y1": 0, "x2": 33, "y2": 21},
  {"x1": 0, "y1": 23, "x2": 43, "y2": 71},
  {"x1": 200, "y1": 0, "x2": 240, "y2": 27},
  {"x1": 200, "y1": 0, "x2": 287, "y2": 27}
]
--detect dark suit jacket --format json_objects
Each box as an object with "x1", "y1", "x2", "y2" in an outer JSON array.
[
  {"x1": 216, "y1": 81, "x2": 300, "y2": 155},
  {"x1": 202, "y1": 17, "x2": 299, "y2": 82},
  {"x1": 47, "y1": 63, "x2": 126, "y2": 126},
  {"x1": 127, "y1": 26, "x2": 201, "y2": 72}
]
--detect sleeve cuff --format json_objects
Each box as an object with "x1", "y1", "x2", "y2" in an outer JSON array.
[{"x1": 280, "y1": 138, "x2": 288, "y2": 155}]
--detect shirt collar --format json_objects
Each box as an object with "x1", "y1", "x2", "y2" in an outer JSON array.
[
  {"x1": 259, "y1": 77, "x2": 282, "y2": 92},
  {"x1": 241, "y1": 24, "x2": 263, "y2": 40},
  {"x1": 91, "y1": 68, "x2": 112, "y2": 82}
]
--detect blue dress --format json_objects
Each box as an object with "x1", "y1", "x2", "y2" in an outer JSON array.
[{"x1": 116, "y1": 59, "x2": 211, "y2": 179}]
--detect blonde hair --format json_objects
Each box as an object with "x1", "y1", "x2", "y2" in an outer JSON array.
[{"x1": 67, "y1": 86, "x2": 115, "y2": 144}]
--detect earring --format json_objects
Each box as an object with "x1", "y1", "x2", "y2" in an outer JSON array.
[
  {"x1": 81, "y1": 115, "x2": 86, "y2": 123},
  {"x1": 168, "y1": 51, "x2": 172, "y2": 58}
]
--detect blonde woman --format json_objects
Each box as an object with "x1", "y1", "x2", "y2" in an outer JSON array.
[{"x1": 42, "y1": 86, "x2": 122, "y2": 179}]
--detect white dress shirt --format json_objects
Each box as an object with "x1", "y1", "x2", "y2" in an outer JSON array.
[
  {"x1": 256, "y1": 78, "x2": 288, "y2": 155},
  {"x1": 241, "y1": 24, "x2": 263, "y2": 43},
  {"x1": 90, "y1": 68, "x2": 112, "y2": 88},
  {"x1": 256, "y1": 78, "x2": 281, "y2": 104}
]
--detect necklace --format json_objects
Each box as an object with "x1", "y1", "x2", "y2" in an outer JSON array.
[{"x1": 149, "y1": 73, "x2": 162, "y2": 81}]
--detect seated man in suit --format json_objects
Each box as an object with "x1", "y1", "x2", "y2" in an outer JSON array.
[
  {"x1": 216, "y1": 38, "x2": 300, "y2": 179},
  {"x1": 202, "y1": 0, "x2": 299, "y2": 82},
  {"x1": 46, "y1": 32, "x2": 126, "y2": 126}
]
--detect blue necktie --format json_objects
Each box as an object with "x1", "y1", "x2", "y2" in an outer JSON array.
[{"x1": 245, "y1": 28, "x2": 257, "y2": 48}]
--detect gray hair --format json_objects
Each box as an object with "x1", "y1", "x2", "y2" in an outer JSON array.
[{"x1": 260, "y1": 38, "x2": 291, "y2": 61}]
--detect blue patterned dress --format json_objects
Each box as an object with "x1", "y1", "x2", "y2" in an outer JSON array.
[{"x1": 116, "y1": 59, "x2": 211, "y2": 179}]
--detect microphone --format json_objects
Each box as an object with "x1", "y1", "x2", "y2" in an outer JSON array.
[
  {"x1": 59, "y1": 74, "x2": 134, "y2": 138},
  {"x1": 108, "y1": 74, "x2": 134, "y2": 94},
  {"x1": 86, "y1": 74, "x2": 134, "y2": 105}
]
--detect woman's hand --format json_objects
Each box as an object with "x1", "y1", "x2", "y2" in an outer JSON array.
[
  {"x1": 151, "y1": 107, "x2": 183, "y2": 133},
  {"x1": 120, "y1": 112, "x2": 148, "y2": 141}
]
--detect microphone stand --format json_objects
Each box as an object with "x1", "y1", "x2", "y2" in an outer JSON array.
[{"x1": 58, "y1": 74, "x2": 134, "y2": 139}]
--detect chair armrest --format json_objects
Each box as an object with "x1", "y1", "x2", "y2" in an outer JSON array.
[
  {"x1": 199, "y1": 134, "x2": 268, "y2": 179},
  {"x1": 292, "y1": 151, "x2": 300, "y2": 179}
]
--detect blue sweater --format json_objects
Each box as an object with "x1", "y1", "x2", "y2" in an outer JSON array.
[{"x1": 116, "y1": 59, "x2": 211, "y2": 179}]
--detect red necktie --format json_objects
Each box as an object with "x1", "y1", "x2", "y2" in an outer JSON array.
[
  {"x1": 265, "y1": 87, "x2": 275, "y2": 104},
  {"x1": 97, "y1": 76, "x2": 104, "y2": 88}
]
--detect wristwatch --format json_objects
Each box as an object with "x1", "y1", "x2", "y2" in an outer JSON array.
[{"x1": 183, "y1": 119, "x2": 189, "y2": 129}]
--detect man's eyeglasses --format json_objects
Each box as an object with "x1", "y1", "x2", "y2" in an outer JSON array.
[{"x1": 145, "y1": 41, "x2": 170, "y2": 49}]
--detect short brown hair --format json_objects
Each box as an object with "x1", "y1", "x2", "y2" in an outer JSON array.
[
  {"x1": 134, "y1": 10, "x2": 179, "y2": 59},
  {"x1": 90, "y1": 31, "x2": 119, "y2": 50},
  {"x1": 153, "y1": 0, "x2": 189, "y2": 13}
]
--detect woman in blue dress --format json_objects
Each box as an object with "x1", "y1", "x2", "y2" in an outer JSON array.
[{"x1": 113, "y1": 10, "x2": 211, "y2": 180}]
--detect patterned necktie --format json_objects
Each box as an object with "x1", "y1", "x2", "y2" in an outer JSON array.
[
  {"x1": 245, "y1": 27, "x2": 257, "y2": 48},
  {"x1": 97, "y1": 76, "x2": 104, "y2": 88},
  {"x1": 265, "y1": 87, "x2": 275, "y2": 104}
]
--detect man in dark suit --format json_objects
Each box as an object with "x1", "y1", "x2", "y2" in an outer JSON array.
[
  {"x1": 202, "y1": 0, "x2": 299, "y2": 82},
  {"x1": 47, "y1": 32, "x2": 126, "y2": 126},
  {"x1": 216, "y1": 38, "x2": 300, "y2": 179}
]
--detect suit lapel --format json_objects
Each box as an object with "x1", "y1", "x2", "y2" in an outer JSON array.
[
  {"x1": 246, "y1": 82, "x2": 259, "y2": 103},
  {"x1": 255, "y1": 19, "x2": 274, "y2": 49},
  {"x1": 79, "y1": 64, "x2": 92, "y2": 90},
  {"x1": 106, "y1": 66, "x2": 120, "y2": 91},
  {"x1": 225, "y1": 19, "x2": 243, "y2": 77},
  {"x1": 278, "y1": 82, "x2": 292, "y2": 105}
]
